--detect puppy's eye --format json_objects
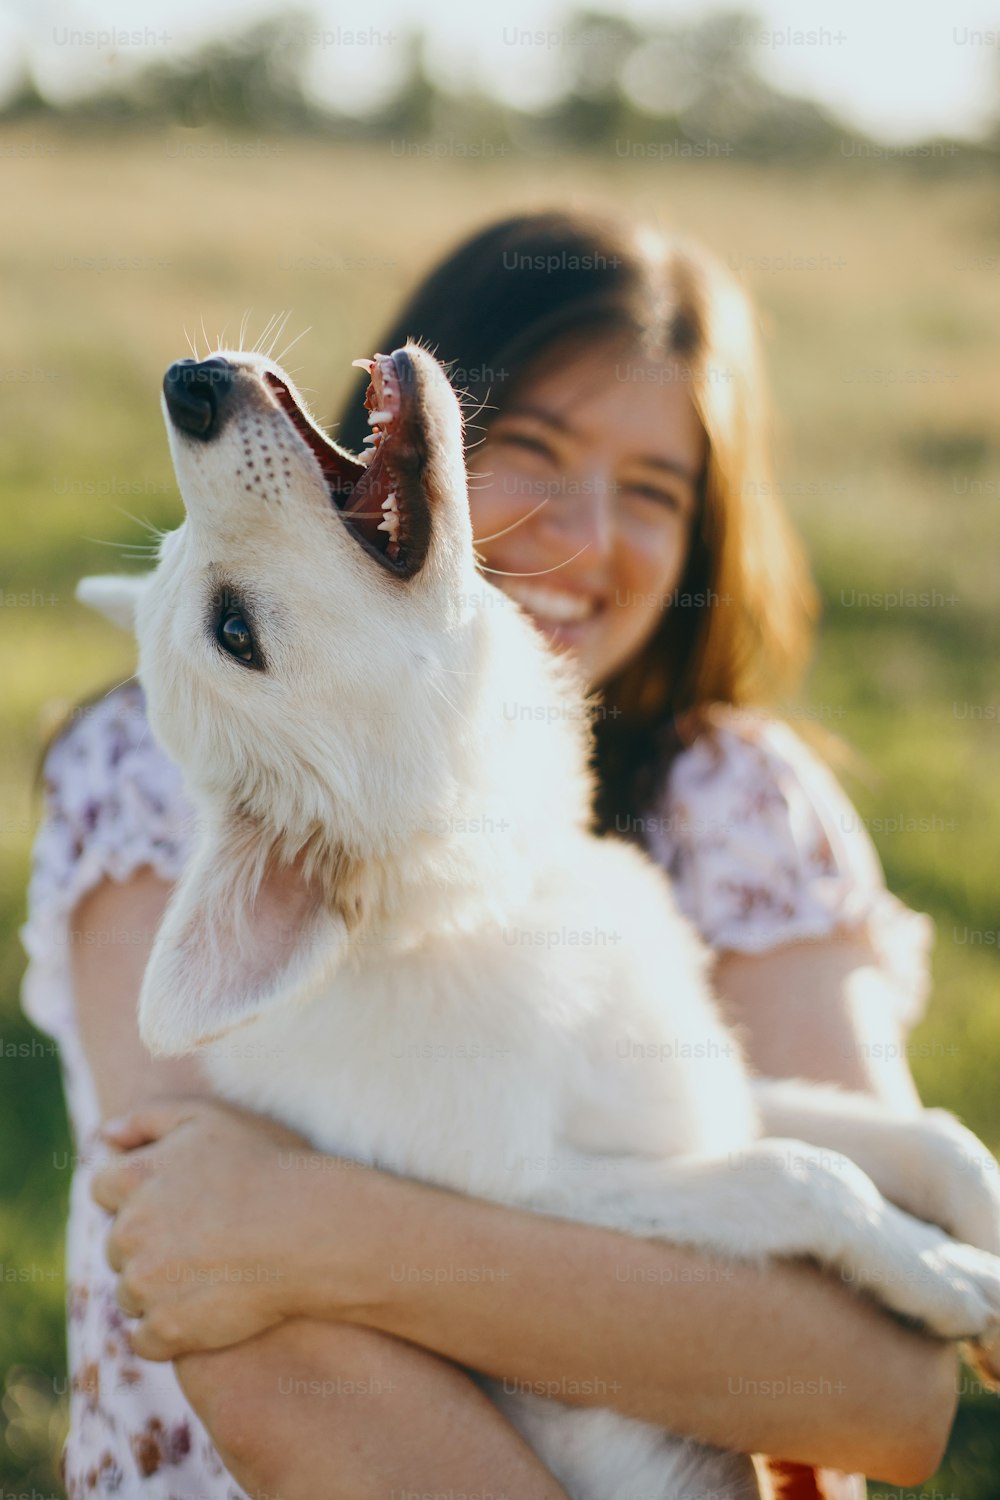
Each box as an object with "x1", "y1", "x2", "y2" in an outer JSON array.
[{"x1": 217, "y1": 608, "x2": 255, "y2": 664}]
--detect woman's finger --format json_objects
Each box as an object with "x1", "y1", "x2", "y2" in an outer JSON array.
[
  {"x1": 104, "y1": 1222, "x2": 125, "y2": 1273},
  {"x1": 91, "y1": 1159, "x2": 128, "y2": 1213},
  {"x1": 115, "y1": 1276, "x2": 144, "y2": 1319},
  {"x1": 90, "y1": 1148, "x2": 155, "y2": 1213},
  {"x1": 100, "y1": 1097, "x2": 204, "y2": 1150}
]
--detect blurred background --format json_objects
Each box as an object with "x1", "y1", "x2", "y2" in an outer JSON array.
[{"x1": 1, "y1": 1, "x2": 998, "y2": 1493}]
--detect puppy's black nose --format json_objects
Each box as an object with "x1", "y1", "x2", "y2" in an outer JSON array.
[{"x1": 163, "y1": 357, "x2": 235, "y2": 438}]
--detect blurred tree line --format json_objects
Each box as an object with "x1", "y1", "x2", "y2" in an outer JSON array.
[{"x1": 3, "y1": 6, "x2": 997, "y2": 168}]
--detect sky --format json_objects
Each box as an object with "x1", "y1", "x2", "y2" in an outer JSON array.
[{"x1": 1, "y1": 0, "x2": 998, "y2": 143}]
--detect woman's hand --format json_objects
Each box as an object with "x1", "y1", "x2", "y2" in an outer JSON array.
[{"x1": 90, "y1": 1096, "x2": 368, "y2": 1361}]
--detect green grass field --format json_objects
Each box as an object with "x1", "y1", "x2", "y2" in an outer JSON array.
[{"x1": 1, "y1": 120, "x2": 998, "y2": 1494}]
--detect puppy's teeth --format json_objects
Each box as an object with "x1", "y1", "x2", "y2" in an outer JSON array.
[
  {"x1": 382, "y1": 491, "x2": 397, "y2": 510},
  {"x1": 367, "y1": 409, "x2": 390, "y2": 426},
  {"x1": 351, "y1": 357, "x2": 376, "y2": 372},
  {"x1": 363, "y1": 433, "x2": 380, "y2": 446}
]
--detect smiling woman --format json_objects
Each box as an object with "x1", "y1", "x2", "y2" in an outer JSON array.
[{"x1": 22, "y1": 209, "x2": 951, "y2": 1500}]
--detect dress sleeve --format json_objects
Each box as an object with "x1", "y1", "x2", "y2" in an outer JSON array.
[
  {"x1": 645, "y1": 713, "x2": 934, "y2": 1032},
  {"x1": 20, "y1": 683, "x2": 195, "y2": 1042}
]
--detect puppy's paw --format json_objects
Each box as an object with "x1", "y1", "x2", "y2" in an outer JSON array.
[
  {"x1": 915, "y1": 1240, "x2": 1000, "y2": 1344},
  {"x1": 922, "y1": 1109, "x2": 1000, "y2": 1255}
]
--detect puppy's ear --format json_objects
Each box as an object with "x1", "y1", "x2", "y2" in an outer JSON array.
[
  {"x1": 76, "y1": 574, "x2": 150, "y2": 633},
  {"x1": 138, "y1": 816, "x2": 349, "y2": 1057}
]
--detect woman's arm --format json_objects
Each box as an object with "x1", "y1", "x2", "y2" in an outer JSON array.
[
  {"x1": 174, "y1": 1321, "x2": 572, "y2": 1500},
  {"x1": 713, "y1": 938, "x2": 924, "y2": 1111},
  {"x1": 78, "y1": 873, "x2": 958, "y2": 1486},
  {"x1": 299, "y1": 1150, "x2": 958, "y2": 1485}
]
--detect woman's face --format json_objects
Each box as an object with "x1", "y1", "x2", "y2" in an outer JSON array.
[{"x1": 471, "y1": 341, "x2": 706, "y2": 688}]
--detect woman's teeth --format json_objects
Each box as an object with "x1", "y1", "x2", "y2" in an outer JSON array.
[{"x1": 504, "y1": 582, "x2": 598, "y2": 624}]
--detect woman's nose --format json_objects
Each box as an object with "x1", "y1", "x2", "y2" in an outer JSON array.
[{"x1": 541, "y1": 473, "x2": 615, "y2": 558}]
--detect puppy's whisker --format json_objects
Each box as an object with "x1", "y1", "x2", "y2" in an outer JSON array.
[
  {"x1": 199, "y1": 313, "x2": 212, "y2": 360},
  {"x1": 183, "y1": 325, "x2": 197, "y2": 360},
  {"x1": 465, "y1": 430, "x2": 495, "y2": 453},
  {"x1": 271, "y1": 310, "x2": 290, "y2": 357},
  {"x1": 275, "y1": 325, "x2": 311, "y2": 366},
  {"x1": 460, "y1": 391, "x2": 498, "y2": 426},
  {"x1": 101, "y1": 671, "x2": 140, "y2": 700},
  {"x1": 252, "y1": 313, "x2": 280, "y2": 356},
  {"x1": 477, "y1": 546, "x2": 590, "y2": 578},
  {"x1": 266, "y1": 311, "x2": 292, "y2": 360},
  {"x1": 91, "y1": 552, "x2": 157, "y2": 560},
  {"x1": 114, "y1": 508, "x2": 168, "y2": 540},
  {"x1": 442, "y1": 364, "x2": 497, "y2": 425},
  {"x1": 427, "y1": 676, "x2": 473, "y2": 731},
  {"x1": 262, "y1": 311, "x2": 285, "y2": 354},
  {"x1": 264, "y1": 311, "x2": 285, "y2": 352},
  {"x1": 83, "y1": 538, "x2": 159, "y2": 554},
  {"x1": 238, "y1": 308, "x2": 251, "y2": 353},
  {"x1": 474, "y1": 498, "x2": 551, "y2": 543}
]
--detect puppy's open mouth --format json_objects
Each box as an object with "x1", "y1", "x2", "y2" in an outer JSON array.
[{"x1": 264, "y1": 350, "x2": 431, "y2": 579}]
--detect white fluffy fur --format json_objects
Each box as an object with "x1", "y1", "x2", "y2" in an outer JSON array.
[{"x1": 82, "y1": 343, "x2": 1000, "y2": 1499}]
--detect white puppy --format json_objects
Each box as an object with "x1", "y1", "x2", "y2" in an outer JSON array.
[{"x1": 80, "y1": 344, "x2": 1000, "y2": 1499}]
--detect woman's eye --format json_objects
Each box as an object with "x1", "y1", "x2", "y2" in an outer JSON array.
[
  {"x1": 624, "y1": 484, "x2": 682, "y2": 514},
  {"x1": 218, "y1": 608, "x2": 255, "y2": 663},
  {"x1": 497, "y1": 432, "x2": 558, "y2": 462}
]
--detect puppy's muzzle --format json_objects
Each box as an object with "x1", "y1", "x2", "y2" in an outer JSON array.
[{"x1": 163, "y1": 357, "x2": 235, "y2": 439}]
